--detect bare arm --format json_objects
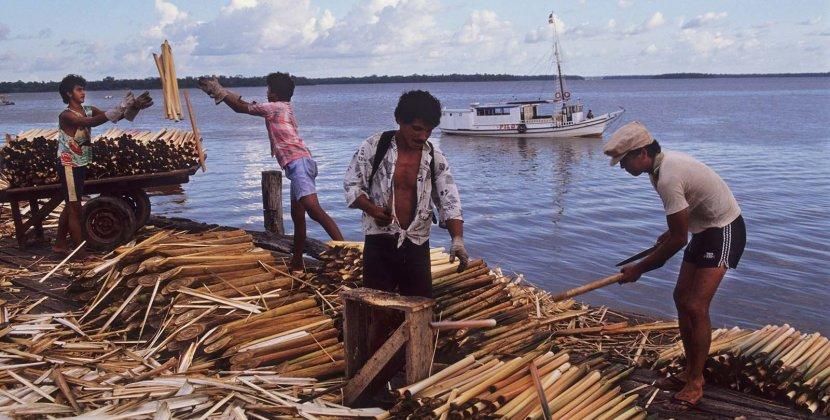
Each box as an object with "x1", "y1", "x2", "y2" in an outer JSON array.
[
  {"x1": 221, "y1": 94, "x2": 256, "y2": 115},
  {"x1": 60, "y1": 109, "x2": 110, "y2": 129},
  {"x1": 620, "y1": 208, "x2": 689, "y2": 282},
  {"x1": 446, "y1": 218, "x2": 463, "y2": 240}
]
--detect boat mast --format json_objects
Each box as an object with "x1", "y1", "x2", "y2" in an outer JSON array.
[{"x1": 549, "y1": 13, "x2": 568, "y2": 102}]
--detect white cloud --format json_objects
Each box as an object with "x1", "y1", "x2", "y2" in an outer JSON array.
[
  {"x1": 618, "y1": 0, "x2": 633, "y2": 8},
  {"x1": 680, "y1": 29, "x2": 735, "y2": 54},
  {"x1": 145, "y1": 0, "x2": 190, "y2": 39},
  {"x1": 798, "y1": 16, "x2": 822, "y2": 26},
  {"x1": 221, "y1": 0, "x2": 258, "y2": 13},
  {"x1": 623, "y1": 11, "x2": 665, "y2": 35},
  {"x1": 646, "y1": 12, "x2": 665, "y2": 30},
  {"x1": 681, "y1": 11, "x2": 727, "y2": 29},
  {"x1": 607, "y1": 19, "x2": 616, "y2": 29},
  {"x1": 641, "y1": 44, "x2": 658, "y2": 55},
  {"x1": 454, "y1": 10, "x2": 512, "y2": 45},
  {"x1": 524, "y1": 14, "x2": 568, "y2": 44},
  {"x1": 192, "y1": 0, "x2": 335, "y2": 56}
]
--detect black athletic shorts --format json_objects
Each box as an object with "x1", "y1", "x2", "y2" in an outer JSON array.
[
  {"x1": 683, "y1": 215, "x2": 746, "y2": 269},
  {"x1": 363, "y1": 234, "x2": 432, "y2": 298},
  {"x1": 57, "y1": 165, "x2": 86, "y2": 203}
]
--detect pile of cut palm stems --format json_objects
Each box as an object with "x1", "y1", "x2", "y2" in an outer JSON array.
[
  {"x1": 0, "y1": 302, "x2": 383, "y2": 418},
  {"x1": 1, "y1": 128, "x2": 203, "y2": 187},
  {"x1": 1, "y1": 234, "x2": 689, "y2": 418},
  {"x1": 654, "y1": 324, "x2": 830, "y2": 415},
  {"x1": 69, "y1": 228, "x2": 344, "y2": 379},
  {"x1": 153, "y1": 40, "x2": 183, "y2": 121},
  {"x1": 387, "y1": 349, "x2": 644, "y2": 419},
  {"x1": 318, "y1": 241, "x2": 680, "y2": 364}
]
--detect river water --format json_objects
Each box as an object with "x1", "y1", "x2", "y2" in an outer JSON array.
[{"x1": 2, "y1": 77, "x2": 828, "y2": 334}]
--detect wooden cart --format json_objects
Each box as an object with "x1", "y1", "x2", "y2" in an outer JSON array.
[{"x1": 0, "y1": 166, "x2": 198, "y2": 249}]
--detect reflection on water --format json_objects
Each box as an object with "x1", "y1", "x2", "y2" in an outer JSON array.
[{"x1": 2, "y1": 78, "x2": 829, "y2": 335}]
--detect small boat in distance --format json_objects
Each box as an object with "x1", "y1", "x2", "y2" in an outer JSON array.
[
  {"x1": 440, "y1": 12, "x2": 623, "y2": 138},
  {"x1": 0, "y1": 95, "x2": 14, "y2": 106}
]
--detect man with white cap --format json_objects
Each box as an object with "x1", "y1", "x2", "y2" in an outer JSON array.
[{"x1": 604, "y1": 121, "x2": 746, "y2": 409}]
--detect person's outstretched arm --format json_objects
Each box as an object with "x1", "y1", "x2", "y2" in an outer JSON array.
[{"x1": 198, "y1": 77, "x2": 258, "y2": 115}]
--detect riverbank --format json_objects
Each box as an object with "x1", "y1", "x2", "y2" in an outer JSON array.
[{"x1": 1, "y1": 214, "x2": 826, "y2": 418}]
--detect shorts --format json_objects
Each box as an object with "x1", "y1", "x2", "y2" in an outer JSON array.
[
  {"x1": 683, "y1": 215, "x2": 746, "y2": 269},
  {"x1": 283, "y1": 157, "x2": 318, "y2": 201},
  {"x1": 363, "y1": 234, "x2": 432, "y2": 298},
  {"x1": 57, "y1": 165, "x2": 86, "y2": 202}
]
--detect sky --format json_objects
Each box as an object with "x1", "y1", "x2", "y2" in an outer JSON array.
[{"x1": 1, "y1": 0, "x2": 828, "y2": 82}]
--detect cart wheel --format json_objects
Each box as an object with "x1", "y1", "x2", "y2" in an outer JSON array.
[
  {"x1": 104, "y1": 189, "x2": 151, "y2": 229},
  {"x1": 82, "y1": 196, "x2": 137, "y2": 251}
]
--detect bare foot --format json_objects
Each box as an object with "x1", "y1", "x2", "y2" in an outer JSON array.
[
  {"x1": 654, "y1": 371, "x2": 688, "y2": 390},
  {"x1": 289, "y1": 256, "x2": 305, "y2": 273},
  {"x1": 52, "y1": 245, "x2": 70, "y2": 256},
  {"x1": 666, "y1": 380, "x2": 703, "y2": 411}
]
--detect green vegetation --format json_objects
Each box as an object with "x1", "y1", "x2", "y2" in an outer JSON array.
[{"x1": 0, "y1": 72, "x2": 826, "y2": 94}]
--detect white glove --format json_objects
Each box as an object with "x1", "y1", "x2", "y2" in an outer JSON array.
[
  {"x1": 449, "y1": 237, "x2": 470, "y2": 273},
  {"x1": 198, "y1": 77, "x2": 239, "y2": 104},
  {"x1": 105, "y1": 91, "x2": 135, "y2": 122}
]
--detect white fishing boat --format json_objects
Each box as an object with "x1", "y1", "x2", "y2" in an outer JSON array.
[
  {"x1": 440, "y1": 13, "x2": 623, "y2": 138},
  {"x1": 0, "y1": 95, "x2": 14, "y2": 106}
]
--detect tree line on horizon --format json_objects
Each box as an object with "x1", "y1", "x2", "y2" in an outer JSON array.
[{"x1": 1, "y1": 72, "x2": 827, "y2": 94}]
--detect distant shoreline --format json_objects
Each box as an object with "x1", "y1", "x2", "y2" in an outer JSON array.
[{"x1": 1, "y1": 72, "x2": 827, "y2": 94}]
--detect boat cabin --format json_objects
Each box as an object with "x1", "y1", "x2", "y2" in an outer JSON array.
[{"x1": 440, "y1": 100, "x2": 587, "y2": 131}]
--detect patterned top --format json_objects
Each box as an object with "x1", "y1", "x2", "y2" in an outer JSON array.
[
  {"x1": 247, "y1": 101, "x2": 312, "y2": 168},
  {"x1": 344, "y1": 132, "x2": 463, "y2": 247},
  {"x1": 57, "y1": 106, "x2": 93, "y2": 167}
]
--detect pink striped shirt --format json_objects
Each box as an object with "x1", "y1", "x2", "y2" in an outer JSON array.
[{"x1": 248, "y1": 101, "x2": 311, "y2": 168}]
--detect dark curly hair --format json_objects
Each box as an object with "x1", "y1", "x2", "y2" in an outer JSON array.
[
  {"x1": 59, "y1": 74, "x2": 86, "y2": 104},
  {"x1": 394, "y1": 90, "x2": 441, "y2": 128},
  {"x1": 266, "y1": 72, "x2": 295, "y2": 101}
]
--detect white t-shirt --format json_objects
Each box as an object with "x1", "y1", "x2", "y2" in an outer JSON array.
[{"x1": 650, "y1": 150, "x2": 741, "y2": 234}]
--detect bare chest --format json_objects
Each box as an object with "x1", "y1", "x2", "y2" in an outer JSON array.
[{"x1": 392, "y1": 152, "x2": 421, "y2": 192}]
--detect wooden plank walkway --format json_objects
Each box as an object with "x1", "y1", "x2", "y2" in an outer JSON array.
[{"x1": 623, "y1": 368, "x2": 826, "y2": 419}]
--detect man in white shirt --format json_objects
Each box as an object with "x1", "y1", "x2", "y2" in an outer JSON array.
[{"x1": 604, "y1": 121, "x2": 746, "y2": 409}]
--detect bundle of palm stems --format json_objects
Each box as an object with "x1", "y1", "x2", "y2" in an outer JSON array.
[
  {"x1": 654, "y1": 325, "x2": 830, "y2": 414},
  {"x1": 387, "y1": 350, "x2": 643, "y2": 419},
  {"x1": 153, "y1": 40, "x2": 183, "y2": 121},
  {"x1": 0, "y1": 303, "x2": 383, "y2": 418},
  {"x1": 1, "y1": 128, "x2": 201, "y2": 187}
]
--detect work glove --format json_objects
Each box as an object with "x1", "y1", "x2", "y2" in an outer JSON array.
[
  {"x1": 105, "y1": 91, "x2": 135, "y2": 122},
  {"x1": 124, "y1": 91, "x2": 153, "y2": 122},
  {"x1": 449, "y1": 237, "x2": 470, "y2": 273},
  {"x1": 198, "y1": 77, "x2": 239, "y2": 104}
]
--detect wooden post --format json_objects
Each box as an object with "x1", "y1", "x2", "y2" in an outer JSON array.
[
  {"x1": 182, "y1": 90, "x2": 207, "y2": 172},
  {"x1": 341, "y1": 288, "x2": 435, "y2": 406},
  {"x1": 10, "y1": 201, "x2": 25, "y2": 247},
  {"x1": 261, "y1": 171, "x2": 284, "y2": 235},
  {"x1": 28, "y1": 199, "x2": 44, "y2": 241}
]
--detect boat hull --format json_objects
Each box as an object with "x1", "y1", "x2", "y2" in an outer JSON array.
[{"x1": 441, "y1": 109, "x2": 624, "y2": 138}]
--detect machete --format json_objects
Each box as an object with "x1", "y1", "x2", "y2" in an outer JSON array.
[{"x1": 616, "y1": 244, "x2": 658, "y2": 267}]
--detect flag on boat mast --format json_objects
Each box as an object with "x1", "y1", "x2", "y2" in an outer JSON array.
[{"x1": 548, "y1": 13, "x2": 554, "y2": 24}]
